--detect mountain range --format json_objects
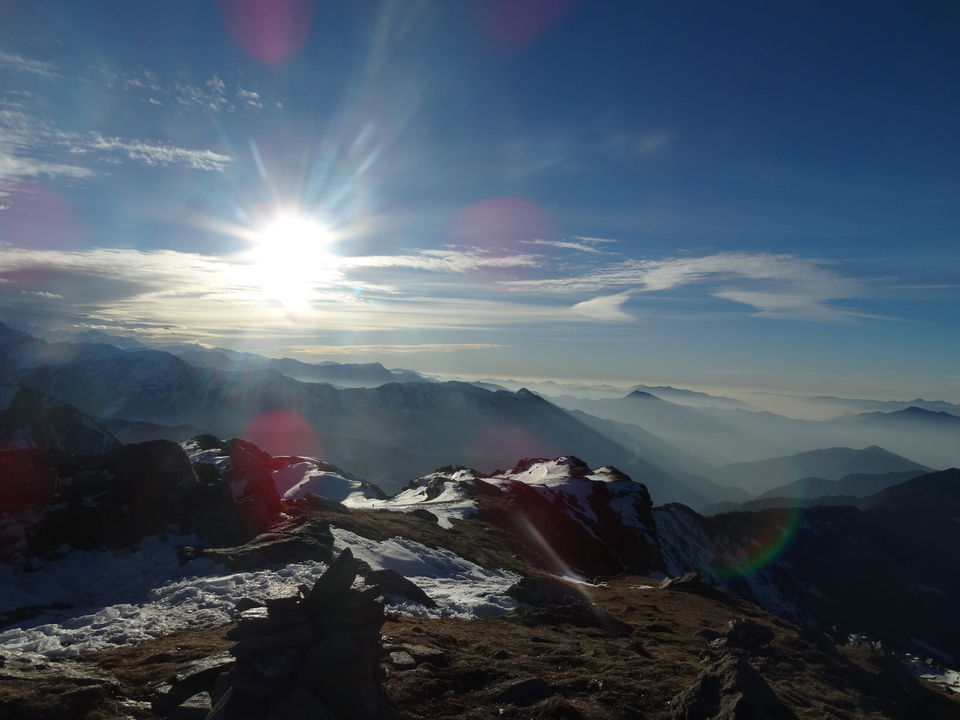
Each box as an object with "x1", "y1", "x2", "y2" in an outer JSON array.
[
  {"x1": 1, "y1": 321, "x2": 956, "y2": 507},
  {"x1": 1, "y1": 320, "x2": 959, "y2": 716}
]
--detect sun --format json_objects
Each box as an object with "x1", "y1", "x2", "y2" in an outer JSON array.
[{"x1": 245, "y1": 211, "x2": 342, "y2": 310}]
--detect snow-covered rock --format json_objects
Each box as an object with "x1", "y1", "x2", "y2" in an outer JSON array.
[{"x1": 273, "y1": 458, "x2": 385, "y2": 503}]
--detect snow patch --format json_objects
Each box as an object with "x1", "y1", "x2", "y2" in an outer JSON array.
[
  {"x1": 0, "y1": 527, "x2": 519, "y2": 658},
  {"x1": 330, "y1": 528, "x2": 518, "y2": 618},
  {"x1": 354, "y1": 469, "x2": 481, "y2": 529},
  {"x1": 906, "y1": 655, "x2": 960, "y2": 693}
]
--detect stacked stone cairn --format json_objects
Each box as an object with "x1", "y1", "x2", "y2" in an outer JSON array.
[{"x1": 207, "y1": 548, "x2": 396, "y2": 720}]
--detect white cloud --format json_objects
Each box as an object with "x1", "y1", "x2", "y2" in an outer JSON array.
[
  {"x1": 894, "y1": 284, "x2": 959, "y2": 290},
  {"x1": 206, "y1": 75, "x2": 227, "y2": 95},
  {"x1": 341, "y1": 249, "x2": 539, "y2": 272},
  {"x1": 124, "y1": 71, "x2": 162, "y2": 92},
  {"x1": 503, "y1": 252, "x2": 866, "y2": 321},
  {"x1": 0, "y1": 247, "x2": 586, "y2": 338},
  {"x1": 0, "y1": 52, "x2": 59, "y2": 78},
  {"x1": 171, "y1": 77, "x2": 264, "y2": 113},
  {"x1": 523, "y1": 238, "x2": 605, "y2": 253},
  {"x1": 571, "y1": 291, "x2": 634, "y2": 321},
  {"x1": 85, "y1": 134, "x2": 231, "y2": 171},
  {"x1": 0, "y1": 152, "x2": 95, "y2": 181},
  {"x1": 283, "y1": 343, "x2": 506, "y2": 356},
  {"x1": 237, "y1": 89, "x2": 263, "y2": 108},
  {"x1": 0, "y1": 109, "x2": 232, "y2": 185},
  {"x1": 571, "y1": 236, "x2": 617, "y2": 244}
]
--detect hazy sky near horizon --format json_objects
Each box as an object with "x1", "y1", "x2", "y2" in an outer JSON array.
[{"x1": 0, "y1": 1, "x2": 958, "y2": 399}]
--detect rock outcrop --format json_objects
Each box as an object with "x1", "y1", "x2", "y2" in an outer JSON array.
[
  {"x1": 204, "y1": 548, "x2": 397, "y2": 720},
  {"x1": 0, "y1": 438, "x2": 284, "y2": 558},
  {"x1": 672, "y1": 654, "x2": 796, "y2": 720}
]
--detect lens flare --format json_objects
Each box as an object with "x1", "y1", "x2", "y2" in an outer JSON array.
[
  {"x1": 452, "y1": 197, "x2": 550, "y2": 251},
  {"x1": 0, "y1": 182, "x2": 82, "y2": 250},
  {"x1": 243, "y1": 411, "x2": 320, "y2": 457},
  {"x1": 711, "y1": 506, "x2": 803, "y2": 578},
  {"x1": 217, "y1": 0, "x2": 316, "y2": 65},
  {"x1": 478, "y1": 0, "x2": 582, "y2": 50}
]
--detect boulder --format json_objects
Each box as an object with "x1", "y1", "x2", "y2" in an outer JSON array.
[
  {"x1": 508, "y1": 575, "x2": 584, "y2": 607},
  {"x1": 388, "y1": 651, "x2": 416, "y2": 670},
  {"x1": 725, "y1": 618, "x2": 774, "y2": 653},
  {"x1": 191, "y1": 516, "x2": 335, "y2": 571},
  {"x1": 659, "y1": 572, "x2": 705, "y2": 592},
  {"x1": 400, "y1": 644, "x2": 447, "y2": 666},
  {"x1": 363, "y1": 568, "x2": 437, "y2": 608},
  {"x1": 672, "y1": 654, "x2": 795, "y2": 720},
  {"x1": 104, "y1": 439, "x2": 197, "y2": 498},
  {"x1": 167, "y1": 692, "x2": 211, "y2": 720},
  {"x1": 495, "y1": 677, "x2": 556, "y2": 707}
]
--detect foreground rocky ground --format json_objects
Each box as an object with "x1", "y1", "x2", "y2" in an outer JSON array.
[
  {"x1": 2, "y1": 506, "x2": 959, "y2": 719},
  {"x1": 3, "y1": 576, "x2": 960, "y2": 719},
  {"x1": 2, "y1": 439, "x2": 959, "y2": 719}
]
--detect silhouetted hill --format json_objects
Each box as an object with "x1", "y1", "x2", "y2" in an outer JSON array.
[
  {"x1": 844, "y1": 406, "x2": 960, "y2": 427},
  {"x1": 758, "y1": 470, "x2": 928, "y2": 500},
  {"x1": 712, "y1": 446, "x2": 930, "y2": 495},
  {"x1": 0, "y1": 385, "x2": 119, "y2": 454}
]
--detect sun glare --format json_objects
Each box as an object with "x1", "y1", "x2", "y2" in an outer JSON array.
[{"x1": 246, "y1": 212, "x2": 342, "y2": 310}]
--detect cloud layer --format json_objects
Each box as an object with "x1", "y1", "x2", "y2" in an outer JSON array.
[{"x1": 506, "y1": 252, "x2": 864, "y2": 320}]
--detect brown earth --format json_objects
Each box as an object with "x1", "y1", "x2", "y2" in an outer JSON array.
[{"x1": 3, "y1": 576, "x2": 959, "y2": 719}]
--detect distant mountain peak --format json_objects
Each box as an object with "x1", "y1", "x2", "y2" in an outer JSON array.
[
  {"x1": 897, "y1": 406, "x2": 951, "y2": 418},
  {"x1": 625, "y1": 390, "x2": 664, "y2": 401},
  {"x1": 852, "y1": 406, "x2": 960, "y2": 424}
]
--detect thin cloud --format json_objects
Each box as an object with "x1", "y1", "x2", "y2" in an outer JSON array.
[
  {"x1": 341, "y1": 249, "x2": 539, "y2": 272},
  {"x1": 175, "y1": 81, "x2": 229, "y2": 112},
  {"x1": 523, "y1": 238, "x2": 605, "y2": 253},
  {"x1": 206, "y1": 75, "x2": 227, "y2": 95},
  {"x1": 20, "y1": 290, "x2": 64, "y2": 299},
  {"x1": 237, "y1": 89, "x2": 263, "y2": 108},
  {"x1": 284, "y1": 343, "x2": 507, "y2": 355},
  {"x1": 168, "y1": 76, "x2": 265, "y2": 113},
  {"x1": 0, "y1": 52, "x2": 59, "y2": 78},
  {"x1": 0, "y1": 109, "x2": 231, "y2": 181},
  {"x1": 607, "y1": 129, "x2": 672, "y2": 156},
  {"x1": 894, "y1": 284, "x2": 959, "y2": 290},
  {"x1": 571, "y1": 291, "x2": 634, "y2": 321},
  {"x1": 503, "y1": 252, "x2": 867, "y2": 321},
  {"x1": 85, "y1": 134, "x2": 231, "y2": 171},
  {"x1": 0, "y1": 247, "x2": 587, "y2": 339},
  {"x1": 0, "y1": 152, "x2": 95, "y2": 181},
  {"x1": 572, "y1": 236, "x2": 617, "y2": 244}
]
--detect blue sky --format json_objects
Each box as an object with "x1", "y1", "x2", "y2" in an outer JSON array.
[{"x1": 0, "y1": 0, "x2": 958, "y2": 399}]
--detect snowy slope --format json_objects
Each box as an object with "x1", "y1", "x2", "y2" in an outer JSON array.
[
  {"x1": 354, "y1": 467, "x2": 484, "y2": 529},
  {"x1": 329, "y1": 457, "x2": 659, "y2": 539},
  {"x1": 0, "y1": 529, "x2": 518, "y2": 658},
  {"x1": 273, "y1": 458, "x2": 385, "y2": 503}
]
